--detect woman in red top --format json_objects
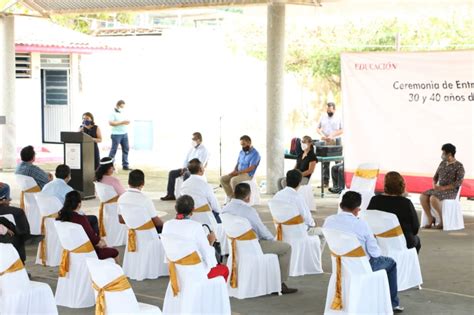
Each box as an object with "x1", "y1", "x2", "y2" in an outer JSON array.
[{"x1": 57, "y1": 191, "x2": 119, "y2": 261}]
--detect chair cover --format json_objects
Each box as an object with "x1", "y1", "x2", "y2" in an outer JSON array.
[
  {"x1": 161, "y1": 234, "x2": 231, "y2": 315},
  {"x1": 54, "y1": 221, "x2": 97, "y2": 308},
  {"x1": 174, "y1": 176, "x2": 184, "y2": 198},
  {"x1": 0, "y1": 243, "x2": 58, "y2": 315},
  {"x1": 119, "y1": 204, "x2": 169, "y2": 281},
  {"x1": 360, "y1": 210, "x2": 423, "y2": 291},
  {"x1": 0, "y1": 214, "x2": 15, "y2": 225},
  {"x1": 15, "y1": 174, "x2": 42, "y2": 235},
  {"x1": 94, "y1": 182, "x2": 127, "y2": 246},
  {"x1": 241, "y1": 177, "x2": 261, "y2": 206},
  {"x1": 338, "y1": 163, "x2": 379, "y2": 213},
  {"x1": 34, "y1": 193, "x2": 63, "y2": 267},
  {"x1": 221, "y1": 213, "x2": 281, "y2": 299},
  {"x1": 421, "y1": 187, "x2": 464, "y2": 231},
  {"x1": 298, "y1": 184, "x2": 316, "y2": 211},
  {"x1": 268, "y1": 200, "x2": 323, "y2": 276},
  {"x1": 322, "y1": 228, "x2": 392, "y2": 315},
  {"x1": 86, "y1": 258, "x2": 162, "y2": 314}
]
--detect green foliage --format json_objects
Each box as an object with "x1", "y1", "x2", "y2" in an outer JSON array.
[{"x1": 51, "y1": 13, "x2": 136, "y2": 34}]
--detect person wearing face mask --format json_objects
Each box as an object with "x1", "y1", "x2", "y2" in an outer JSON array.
[
  {"x1": 278, "y1": 135, "x2": 317, "y2": 190},
  {"x1": 420, "y1": 143, "x2": 465, "y2": 229},
  {"x1": 161, "y1": 132, "x2": 210, "y2": 201},
  {"x1": 316, "y1": 102, "x2": 343, "y2": 188},
  {"x1": 79, "y1": 112, "x2": 102, "y2": 170},
  {"x1": 220, "y1": 135, "x2": 261, "y2": 199},
  {"x1": 95, "y1": 157, "x2": 126, "y2": 196},
  {"x1": 109, "y1": 100, "x2": 131, "y2": 171}
]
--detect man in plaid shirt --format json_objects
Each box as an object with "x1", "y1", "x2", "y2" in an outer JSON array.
[{"x1": 15, "y1": 146, "x2": 52, "y2": 189}]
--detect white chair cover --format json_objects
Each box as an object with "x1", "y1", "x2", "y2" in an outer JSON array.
[
  {"x1": 119, "y1": 204, "x2": 169, "y2": 281},
  {"x1": 86, "y1": 258, "x2": 162, "y2": 314},
  {"x1": 322, "y1": 228, "x2": 393, "y2": 315},
  {"x1": 360, "y1": 210, "x2": 423, "y2": 291},
  {"x1": 298, "y1": 184, "x2": 316, "y2": 211},
  {"x1": 0, "y1": 243, "x2": 58, "y2": 315},
  {"x1": 338, "y1": 163, "x2": 379, "y2": 213},
  {"x1": 34, "y1": 193, "x2": 63, "y2": 266},
  {"x1": 94, "y1": 182, "x2": 127, "y2": 246},
  {"x1": 268, "y1": 200, "x2": 323, "y2": 276},
  {"x1": 220, "y1": 213, "x2": 281, "y2": 299},
  {"x1": 161, "y1": 234, "x2": 231, "y2": 315},
  {"x1": 0, "y1": 214, "x2": 15, "y2": 225},
  {"x1": 421, "y1": 187, "x2": 464, "y2": 231},
  {"x1": 174, "y1": 176, "x2": 184, "y2": 198},
  {"x1": 54, "y1": 221, "x2": 97, "y2": 308},
  {"x1": 242, "y1": 177, "x2": 261, "y2": 206},
  {"x1": 15, "y1": 174, "x2": 42, "y2": 235}
]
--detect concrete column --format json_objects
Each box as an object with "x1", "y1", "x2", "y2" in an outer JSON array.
[
  {"x1": 266, "y1": 4, "x2": 285, "y2": 194},
  {"x1": 0, "y1": 15, "x2": 16, "y2": 170}
]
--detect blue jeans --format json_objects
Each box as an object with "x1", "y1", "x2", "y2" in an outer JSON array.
[
  {"x1": 109, "y1": 134, "x2": 129, "y2": 168},
  {"x1": 0, "y1": 183, "x2": 10, "y2": 200},
  {"x1": 370, "y1": 256, "x2": 399, "y2": 308}
]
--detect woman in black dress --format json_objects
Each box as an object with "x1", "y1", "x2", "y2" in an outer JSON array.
[{"x1": 79, "y1": 112, "x2": 102, "y2": 170}]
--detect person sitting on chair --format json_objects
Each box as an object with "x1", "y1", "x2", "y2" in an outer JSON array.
[
  {"x1": 161, "y1": 132, "x2": 210, "y2": 201},
  {"x1": 15, "y1": 145, "x2": 53, "y2": 189},
  {"x1": 95, "y1": 157, "x2": 126, "y2": 196},
  {"x1": 420, "y1": 143, "x2": 465, "y2": 229},
  {"x1": 323, "y1": 191, "x2": 404, "y2": 313},
  {"x1": 367, "y1": 172, "x2": 421, "y2": 253}
]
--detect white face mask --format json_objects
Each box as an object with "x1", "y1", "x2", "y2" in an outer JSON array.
[
  {"x1": 192, "y1": 141, "x2": 198, "y2": 147},
  {"x1": 301, "y1": 143, "x2": 308, "y2": 150}
]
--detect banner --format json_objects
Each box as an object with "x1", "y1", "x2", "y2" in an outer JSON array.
[{"x1": 341, "y1": 51, "x2": 474, "y2": 197}]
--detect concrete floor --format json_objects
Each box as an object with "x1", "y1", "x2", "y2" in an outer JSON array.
[{"x1": 1, "y1": 168, "x2": 473, "y2": 315}]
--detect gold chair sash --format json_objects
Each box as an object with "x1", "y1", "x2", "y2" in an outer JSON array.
[
  {"x1": 39, "y1": 212, "x2": 58, "y2": 265},
  {"x1": 92, "y1": 275, "x2": 131, "y2": 315},
  {"x1": 354, "y1": 169, "x2": 379, "y2": 179},
  {"x1": 98, "y1": 195, "x2": 120, "y2": 237},
  {"x1": 59, "y1": 241, "x2": 95, "y2": 277},
  {"x1": 168, "y1": 251, "x2": 201, "y2": 297},
  {"x1": 330, "y1": 246, "x2": 366, "y2": 310},
  {"x1": 20, "y1": 185, "x2": 41, "y2": 210},
  {"x1": 375, "y1": 225, "x2": 403, "y2": 238},
  {"x1": 275, "y1": 215, "x2": 304, "y2": 241},
  {"x1": 194, "y1": 204, "x2": 211, "y2": 213},
  {"x1": 0, "y1": 259, "x2": 25, "y2": 276},
  {"x1": 229, "y1": 229, "x2": 257, "y2": 288},
  {"x1": 127, "y1": 220, "x2": 155, "y2": 252}
]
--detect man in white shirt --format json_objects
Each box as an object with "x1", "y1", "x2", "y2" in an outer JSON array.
[
  {"x1": 118, "y1": 169, "x2": 164, "y2": 233},
  {"x1": 323, "y1": 191, "x2": 404, "y2": 313},
  {"x1": 161, "y1": 132, "x2": 210, "y2": 201}
]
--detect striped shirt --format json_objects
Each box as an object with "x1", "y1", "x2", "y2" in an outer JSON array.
[{"x1": 15, "y1": 162, "x2": 49, "y2": 189}]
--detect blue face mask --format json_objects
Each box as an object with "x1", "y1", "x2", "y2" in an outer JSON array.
[{"x1": 83, "y1": 120, "x2": 92, "y2": 126}]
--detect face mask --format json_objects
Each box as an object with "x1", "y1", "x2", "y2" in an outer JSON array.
[
  {"x1": 301, "y1": 143, "x2": 308, "y2": 150},
  {"x1": 242, "y1": 146, "x2": 251, "y2": 152},
  {"x1": 192, "y1": 141, "x2": 198, "y2": 147},
  {"x1": 83, "y1": 120, "x2": 92, "y2": 126},
  {"x1": 327, "y1": 112, "x2": 334, "y2": 117},
  {"x1": 441, "y1": 154, "x2": 448, "y2": 161}
]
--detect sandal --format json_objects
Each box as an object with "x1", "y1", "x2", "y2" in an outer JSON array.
[
  {"x1": 423, "y1": 217, "x2": 436, "y2": 229},
  {"x1": 435, "y1": 223, "x2": 444, "y2": 230}
]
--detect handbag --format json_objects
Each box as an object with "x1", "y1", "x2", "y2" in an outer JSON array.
[{"x1": 202, "y1": 224, "x2": 223, "y2": 263}]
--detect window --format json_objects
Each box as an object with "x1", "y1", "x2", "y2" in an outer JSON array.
[{"x1": 15, "y1": 53, "x2": 32, "y2": 78}]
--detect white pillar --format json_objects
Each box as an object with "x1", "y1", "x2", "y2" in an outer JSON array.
[
  {"x1": 0, "y1": 15, "x2": 16, "y2": 170},
  {"x1": 266, "y1": 4, "x2": 285, "y2": 194}
]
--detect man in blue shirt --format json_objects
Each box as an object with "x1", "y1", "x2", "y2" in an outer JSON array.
[
  {"x1": 220, "y1": 135, "x2": 260, "y2": 198},
  {"x1": 42, "y1": 164, "x2": 73, "y2": 204},
  {"x1": 108, "y1": 100, "x2": 131, "y2": 170},
  {"x1": 15, "y1": 146, "x2": 52, "y2": 189}
]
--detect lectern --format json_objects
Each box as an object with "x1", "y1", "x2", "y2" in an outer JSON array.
[{"x1": 60, "y1": 132, "x2": 95, "y2": 199}]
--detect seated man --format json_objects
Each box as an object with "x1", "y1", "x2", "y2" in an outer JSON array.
[
  {"x1": 161, "y1": 132, "x2": 209, "y2": 201},
  {"x1": 15, "y1": 145, "x2": 53, "y2": 189},
  {"x1": 119, "y1": 169, "x2": 164, "y2": 233},
  {"x1": 220, "y1": 135, "x2": 260, "y2": 199},
  {"x1": 329, "y1": 162, "x2": 345, "y2": 194},
  {"x1": 0, "y1": 182, "x2": 11, "y2": 201},
  {"x1": 272, "y1": 169, "x2": 317, "y2": 234},
  {"x1": 323, "y1": 191, "x2": 404, "y2": 313},
  {"x1": 222, "y1": 183, "x2": 297, "y2": 294},
  {"x1": 181, "y1": 158, "x2": 221, "y2": 223}
]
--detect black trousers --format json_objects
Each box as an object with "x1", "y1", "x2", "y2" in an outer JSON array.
[
  {"x1": 0, "y1": 205, "x2": 31, "y2": 262},
  {"x1": 166, "y1": 169, "x2": 191, "y2": 196},
  {"x1": 331, "y1": 162, "x2": 345, "y2": 190}
]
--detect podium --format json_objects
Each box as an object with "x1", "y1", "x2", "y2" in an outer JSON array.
[{"x1": 60, "y1": 132, "x2": 95, "y2": 199}]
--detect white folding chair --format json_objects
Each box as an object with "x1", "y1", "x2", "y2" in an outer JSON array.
[
  {"x1": 338, "y1": 163, "x2": 379, "y2": 213},
  {"x1": 161, "y1": 234, "x2": 231, "y2": 315},
  {"x1": 0, "y1": 243, "x2": 58, "y2": 315},
  {"x1": 322, "y1": 228, "x2": 393, "y2": 315},
  {"x1": 54, "y1": 221, "x2": 97, "y2": 308},
  {"x1": 94, "y1": 182, "x2": 127, "y2": 246},
  {"x1": 221, "y1": 213, "x2": 281, "y2": 299},
  {"x1": 242, "y1": 177, "x2": 261, "y2": 206},
  {"x1": 34, "y1": 193, "x2": 63, "y2": 267},
  {"x1": 119, "y1": 204, "x2": 168, "y2": 281},
  {"x1": 360, "y1": 210, "x2": 423, "y2": 291},
  {"x1": 86, "y1": 258, "x2": 162, "y2": 314},
  {"x1": 298, "y1": 183, "x2": 316, "y2": 211},
  {"x1": 421, "y1": 186, "x2": 464, "y2": 231},
  {"x1": 268, "y1": 199, "x2": 323, "y2": 276},
  {"x1": 15, "y1": 174, "x2": 42, "y2": 235}
]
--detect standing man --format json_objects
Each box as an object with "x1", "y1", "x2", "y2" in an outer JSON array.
[
  {"x1": 316, "y1": 102, "x2": 343, "y2": 188},
  {"x1": 109, "y1": 100, "x2": 131, "y2": 171},
  {"x1": 220, "y1": 135, "x2": 260, "y2": 199}
]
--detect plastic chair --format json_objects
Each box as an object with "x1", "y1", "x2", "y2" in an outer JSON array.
[
  {"x1": 119, "y1": 204, "x2": 169, "y2": 281},
  {"x1": 220, "y1": 213, "x2": 281, "y2": 299},
  {"x1": 94, "y1": 182, "x2": 127, "y2": 246},
  {"x1": 268, "y1": 199, "x2": 323, "y2": 276},
  {"x1": 15, "y1": 174, "x2": 42, "y2": 235},
  {"x1": 0, "y1": 243, "x2": 58, "y2": 315},
  {"x1": 338, "y1": 163, "x2": 379, "y2": 213},
  {"x1": 34, "y1": 193, "x2": 63, "y2": 266},
  {"x1": 86, "y1": 258, "x2": 162, "y2": 314},
  {"x1": 420, "y1": 186, "x2": 464, "y2": 231},
  {"x1": 360, "y1": 210, "x2": 423, "y2": 291},
  {"x1": 322, "y1": 228, "x2": 392, "y2": 315},
  {"x1": 161, "y1": 234, "x2": 231, "y2": 315}
]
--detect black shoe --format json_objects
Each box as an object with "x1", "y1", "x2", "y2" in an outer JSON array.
[
  {"x1": 160, "y1": 195, "x2": 176, "y2": 201},
  {"x1": 281, "y1": 282, "x2": 298, "y2": 294},
  {"x1": 24, "y1": 234, "x2": 44, "y2": 246},
  {"x1": 393, "y1": 306, "x2": 404, "y2": 313},
  {"x1": 328, "y1": 187, "x2": 342, "y2": 194},
  {"x1": 122, "y1": 166, "x2": 132, "y2": 171}
]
